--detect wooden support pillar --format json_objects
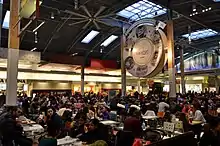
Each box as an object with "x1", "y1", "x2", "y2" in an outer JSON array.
[
  {"x1": 180, "y1": 46, "x2": 186, "y2": 94},
  {"x1": 6, "y1": 0, "x2": 20, "y2": 105},
  {"x1": 167, "y1": 9, "x2": 176, "y2": 98},
  {"x1": 121, "y1": 29, "x2": 126, "y2": 96},
  {"x1": 81, "y1": 63, "x2": 85, "y2": 96}
]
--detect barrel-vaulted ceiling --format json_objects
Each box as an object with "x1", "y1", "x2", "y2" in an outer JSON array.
[{"x1": 1, "y1": 0, "x2": 220, "y2": 65}]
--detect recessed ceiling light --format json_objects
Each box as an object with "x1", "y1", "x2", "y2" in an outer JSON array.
[
  {"x1": 81, "y1": 30, "x2": 100, "y2": 44},
  {"x1": 71, "y1": 53, "x2": 78, "y2": 56},
  {"x1": 31, "y1": 47, "x2": 37, "y2": 52},
  {"x1": 100, "y1": 35, "x2": 118, "y2": 47}
]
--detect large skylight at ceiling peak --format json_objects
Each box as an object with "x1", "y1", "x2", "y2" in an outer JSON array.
[
  {"x1": 182, "y1": 29, "x2": 218, "y2": 40},
  {"x1": 117, "y1": 0, "x2": 167, "y2": 20},
  {"x1": 81, "y1": 30, "x2": 100, "y2": 44}
]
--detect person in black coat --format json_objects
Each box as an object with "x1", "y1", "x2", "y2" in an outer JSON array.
[
  {"x1": 79, "y1": 119, "x2": 108, "y2": 144},
  {"x1": 46, "y1": 107, "x2": 64, "y2": 138},
  {"x1": 0, "y1": 106, "x2": 32, "y2": 146},
  {"x1": 200, "y1": 117, "x2": 220, "y2": 146}
]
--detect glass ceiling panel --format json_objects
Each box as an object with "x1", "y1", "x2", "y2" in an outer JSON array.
[
  {"x1": 182, "y1": 29, "x2": 218, "y2": 40},
  {"x1": 117, "y1": 0, "x2": 167, "y2": 20}
]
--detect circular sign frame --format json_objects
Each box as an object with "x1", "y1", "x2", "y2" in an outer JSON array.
[{"x1": 123, "y1": 19, "x2": 167, "y2": 78}]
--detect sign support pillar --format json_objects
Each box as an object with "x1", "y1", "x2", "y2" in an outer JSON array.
[
  {"x1": 167, "y1": 9, "x2": 176, "y2": 98},
  {"x1": 6, "y1": 0, "x2": 20, "y2": 106},
  {"x1": 81, "y1": 62, "x2": 85, "y2": 96},
  {"x1": 121, "y1": 28, "x2": 126, "y2": 96},
  {"x1": 180, "y1": 46, "x2": 186, "y2": 94}
]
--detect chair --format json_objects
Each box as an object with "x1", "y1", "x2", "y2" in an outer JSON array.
[
  {"x1": 163, "y1": 122, "x2": 175, "y2": 137},
  {"x1": 144, "y1": 129, "x2": 165, "y2": 143},
  {"x1": 157, "y1": 112, "x2": 165, "y2": 127},
  {"x1": 148, "y1": 131, "x2": 197, "y2": 146},
  {"x1": 115, "y1": 130, "x2": 135, "y2": 146},
  {"x1": 174, "y1": 121, "x2": 184, "y2": 134}
]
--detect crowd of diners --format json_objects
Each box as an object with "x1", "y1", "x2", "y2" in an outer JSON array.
[{"x1": 0, "y1": 91, "x2": 220, "y2": 146}]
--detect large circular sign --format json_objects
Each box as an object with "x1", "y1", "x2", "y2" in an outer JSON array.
[
  {"x1": 132, "y1": 38, "x2": 154, "y2": 66},
  {"x1": 123, "y1": 19, "x2": 167, "y2": 78}
]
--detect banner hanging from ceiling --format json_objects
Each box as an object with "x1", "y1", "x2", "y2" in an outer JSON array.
[{"x1": 123, "y1": 19, "x2": 168, "y2": 78}]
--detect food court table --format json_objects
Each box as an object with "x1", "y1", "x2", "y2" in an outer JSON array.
[
  {"x1": 100, "y1": 120, "x2": 120, "y2": 125},
  {"x1": 22, "y1": 124, "x2": 44, "y2": 133},
  {"x1": 142, "y1": 116, "x2": 158, "y2": 120},
  {"x1": 57, "y1": 136, "x2": 82, "y2": 146}
]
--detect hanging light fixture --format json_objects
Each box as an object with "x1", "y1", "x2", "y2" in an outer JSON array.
[
  {"x1": 74, "y1": 0, "x2": 79, "y2": 10},
  {"x1": 51, "y1": 12, "x2": 54, "y2": 19},
  {"x1": 192, "y1": 4, "x2": 197, "y2": 12},
  {"x1": 188, "y1": 25, "x2": 191, "y2": 44}
]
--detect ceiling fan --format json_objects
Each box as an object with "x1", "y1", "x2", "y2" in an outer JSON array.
[{"x1": 63, "y1": 5, "x2": 115, "y2": 30}]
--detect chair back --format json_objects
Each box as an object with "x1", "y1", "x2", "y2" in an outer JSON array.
[
  {"x1": 163, "y1": 122, "x2": 175, "y2": 133},
  {"x1": 157, "y1": 112, "x2": 165, "y2": 118},
  {"x1": 115, "y1": 130, "x2": 135, "y2": 146}
]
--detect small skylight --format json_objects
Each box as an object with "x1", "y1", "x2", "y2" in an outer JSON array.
[
  {"x1": 81, "y1": 30, "x2": 100, "y2": 44},
  {"x1": 182, "y1": 29, "x2": 218, "y2": 40},
  {"x1": 117, "y1": 0, "x2": 167, "y2": 20},
  {"x1": 3, "y1": 10, "x2": 10, "y2": 29},
  {"x1": 213, "y1": 0, "x2": 220, "y2": 2},
  {"x1": 101, "y1": 35, "x2": 118, "y2": 47}
]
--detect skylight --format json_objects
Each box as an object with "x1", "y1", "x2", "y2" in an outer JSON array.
[
  {"x1": 2, "y1": 10, "x2": 10, "y2": 29},
  {"x1": 81, "y1": 30, "x2": 100, "y2": 44},
  {"x1": 101, "y1": 35, "x2": 118, "y2": 47},
  {"x1": 213, "y1": 0, "x2": 220, "y2": 2},
  {"x1": 117, "y1": 0, "x2": 167, "y2": 20},
  {"x1": 0, "y1": 0, "x2": 3, "y2": 4},
  {"x1": 182, "y1": 29, "x2": 218, "y2": 40}
]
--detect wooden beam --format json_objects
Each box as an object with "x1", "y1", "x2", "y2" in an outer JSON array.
[{"x1": 8, "y1": 0, "x2": 20, "y2": 49}]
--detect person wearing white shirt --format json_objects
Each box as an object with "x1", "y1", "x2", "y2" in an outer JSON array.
[
  {"x1": 193, "y1": 109, "x2": 206, "y2": 123},
  {"x1": 158, "y1": 101, "x2": 169, "y2": 112}
]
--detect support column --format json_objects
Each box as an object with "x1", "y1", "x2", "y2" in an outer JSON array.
[
  {"x1": 180, "y1": 46, "x2": 186, "y2": 94},
  {"x1": 6, "y1": 0, "x2": 20, "y2": 105},
  {"x1": 215, "y1": 75, "x2": 219, "y2": 94},
  {"x1": 0, "y1": 0, "x2": 3, "y2": 47},
  {"x1": 121, "y1": 29, "x2": 126, "y2": 96},
  {"x1": 167, "y1": 9, "x2": 176, "y2": 98},
  {"x1": 137, "y1": 78, "x2": 141, "y2": 93},
  {"x1": 81, "y1": 63, "x2": 85, "y2": 96}
]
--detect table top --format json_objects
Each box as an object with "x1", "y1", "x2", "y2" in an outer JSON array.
[
  {"x1": 22, "y1": 124, "x2": 44, "y2": 132},
  {"x1": 100, "y1": 120, "x2": 119, "y2": 125},
  {"x1": 57, "y1": 137, "x2": 81, "y2": 146},
  {"x1": 189, "y1": 121, "x2": 203, "y2": 125},
  {"x1": 142, "y1": 116, "x2": 158, "y2": 120}
]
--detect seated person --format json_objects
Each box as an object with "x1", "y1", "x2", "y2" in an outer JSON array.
[
  {"x1": 192, "y1": 105, "x2": 206, "y2": 123},
  {"x1": 100, "y1": 106, "x2": 110, "y2": 120},
  {"x1": 71, "y1": 115, "x2": 87, "y2": 137},
  {"x1": 79, "y1": 119, "x2": 108, "y2": 144},
  {"x1": 200, "y1": 117, "x2": 220, "y2": 146},
  {"x1": 0, "y1": 106, "x2": 32, "y2": 146},
  {"x1": 46, "y1": 107, "x2": 64, "y2": 138}
]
